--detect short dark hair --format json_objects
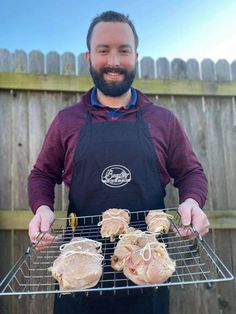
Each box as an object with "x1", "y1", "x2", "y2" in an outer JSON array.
[{"x1": 86, "y1": 10, "x2": 139, "y2": 51}]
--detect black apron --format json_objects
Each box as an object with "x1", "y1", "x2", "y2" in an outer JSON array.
[{"x1": 54, "y1": 110, "x2": 169, "y2": 314}]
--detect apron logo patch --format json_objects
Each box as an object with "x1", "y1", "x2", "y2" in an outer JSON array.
[{"x1": 101, "y1": 165, "x2": 132, "y2": 188}]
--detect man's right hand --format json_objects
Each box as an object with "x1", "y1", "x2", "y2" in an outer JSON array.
[{"x1": 28, "y1": 205, "x2": 55, "y2": 250}]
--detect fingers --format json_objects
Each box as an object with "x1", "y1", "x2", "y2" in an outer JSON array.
[
  {"x1": 178, "y1": 198, "x2": 198, "y2": 226},
  {"x1": 191, "y1": 211, "x2": 210, "y2": 237},
  {"x1": 175, "y1": 226, "x2": 198, "y2": 239},
  {"x1": 28, "y1": 214, "x2": 41, "y2": 242},
  {"x1": 33, "y1": 232, "x2": 59, "y2": 251},
  {"x1": 28, "y1": 207, "x2": 56, "y2": 251},
  {"x1": 177, "y1": 198, "x2": 210, "y2": 239}
]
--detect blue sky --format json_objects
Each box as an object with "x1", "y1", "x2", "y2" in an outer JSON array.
[{"x1": 1, "y1": 0, "x2": 236, "y2": 62}]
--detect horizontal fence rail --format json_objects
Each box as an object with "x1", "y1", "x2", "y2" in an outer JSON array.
[
  {"x1": 1, "y1": 72, "x2": 236, "y2": 96},
  {"x1": 0, "y1": 210, "x2": 235, "y2": 230}
]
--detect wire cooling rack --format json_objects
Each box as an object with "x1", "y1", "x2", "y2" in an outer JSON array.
[{"x1": 0, "y1": 209, "x2": 234, "y2": 297}]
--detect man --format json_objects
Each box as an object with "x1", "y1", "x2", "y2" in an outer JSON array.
[{"x1": 28, "y1": 10, "x2": 209, "y2": 314}]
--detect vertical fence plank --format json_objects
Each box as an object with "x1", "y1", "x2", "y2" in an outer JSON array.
[
  {"x1": 231, "y1": 61, "x2": 236, "y2": 80},
  {"x1": 200, "y1": 59, "x2": 216, "y2": 210},
  {"x1": 78, "y1": 53, "x2": 89, "y2": 75},
  {"x1": 12, "y1": 50, "x2": 27, "y2": 73},
  {"x1": 0, "y1": 81, "x2": 13, "y2": 314},
  {"x1": 186, "y1": 58, "x2": 200, "y2": 80},
  {"x1": 46, "y1": 51, "x2": 60, "y2": 74},
  {"x1": 201, "y1": 59, "x2": 216, "y2": 80},
  {"x1": 0, "y1": 92, "x2": 12, "y2": 210},
  {"x1": 29, "y1": 50, "x2": 44, "y2": 74},
  {"x1": 12, "y1": 92, "x2": 29, "y2": 210},
  {"x1": 216, "y1": 59, "x2": 231, "y2": 81},
  {"x1": 0, "y1": 49, "x2": 11, "y2": 71},
  {"x1": 134, "y1": 60, "x2": 139, "y2": 79},
  {"x1": 215, "y1": 230, "x2": 236, "y2": 314},
  {"x1": 204, "y1": 95, "x2": 229, "y2": 209},
  {"x1": 171, "y1": 59, "x2": 187, "y2": 79},
  {"x1": 12, "y1": 230, "x2": 31, "y2": 314},
  {"x1": 156, "y1": 58, "x2": 170, "y2": 79},
  {"x1": 0, "y1": 231, "x2": 14, "y2": 314},
  {"x1": 215, "y1": 60, "x2": 236, "y2": 209},
  {"x1": 183, "y1": 65, "x2": 218, "y2": 314},
  {"x1": 43, "y1": 92, "x2": 66, "y2": 211},
  {"x1": 28, "y1": 92, "x2": 47, "y2": 170},
  {"x1": 62, "y1": 52, "x2": 76, "y2": 75},
  {"x1": 140, "y1": 57, "x2": 155, "y2": 79}
]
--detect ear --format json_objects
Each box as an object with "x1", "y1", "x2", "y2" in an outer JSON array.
[
  {"x1": 85, "y1": 51, "x2": 90, "y2": 64},
  {"x1": 135, "y1": 52, "x2": 139, "y2": 62}
]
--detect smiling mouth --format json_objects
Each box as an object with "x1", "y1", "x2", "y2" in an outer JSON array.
[{"x1": 104, "y1": 72, "x2": 123, "y2": 81}]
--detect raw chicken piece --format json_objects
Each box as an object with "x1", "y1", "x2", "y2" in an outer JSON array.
[
  {"x1": 145, "y1": 210, "x2": 172, "y2": 233},
  {"x1": 111, "y1": 228, "x2": 156, "y2": 271},
  {"x1": 49, "y1": 237, "x2": 103, "y2": 293},
  {"x1": 98, "y1": 208, "x2": 130, "y2": 241},
  {"x1": 123, "y1": 241, "x2": 175, "y2": 285},
  {"x1": 111, "y1": 228, "x2": 175, "y2": 285}
]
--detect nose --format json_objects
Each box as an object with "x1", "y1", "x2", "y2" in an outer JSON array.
[{"x1": 107, "y1": 51, "x2": 120, "y2": 67}]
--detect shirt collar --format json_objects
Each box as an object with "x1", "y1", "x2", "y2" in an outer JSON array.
[{"x1": 91, "y1": 87, "x2": 137, "y2": 110}]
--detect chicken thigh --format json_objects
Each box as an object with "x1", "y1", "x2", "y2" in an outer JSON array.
[
  {"x1": 145, "y1": 210, "x2": 172, "y2": 233},
  {"x1": 99, "y1": 208, "x2": 130, "y2": 241},
  {"x1": 111, "y1": 228, "x2": 175, "y2": 285},
  {"x1": 49, "y1": 237, "x2": 103, "y2": 293}
]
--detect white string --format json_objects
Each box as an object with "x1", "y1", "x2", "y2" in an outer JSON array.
[
  {"x1": 118, "y1": 230, "x2": 153, "y2": 240},
  {"x1": 97, "y1": 216, "x2": 129, "y2": 226},
  {"x1": 147, "y1": 213, "x2": 173, "y2": 231},
  {"x1": 60, "y1": 238, "x2": 102, "y2": 252},
  {"x1": 97, "y1": 209, "x2": 130, "y2": 226},
  {"x1": 62, "y1": 249, "x2": 104, "y2": 261},
  {"x1": 139, "y1": 242, "x2": 152, "y2": 261}
]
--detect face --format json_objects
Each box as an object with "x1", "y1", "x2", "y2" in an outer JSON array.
[{"x1": 86, "y1": 22, "x2": 138, "y2": 97}]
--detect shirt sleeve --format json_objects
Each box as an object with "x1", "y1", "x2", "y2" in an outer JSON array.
[
  {"x1": 166, "y1": 112, "x2": 208, "y2": 208},
  {"x1": 28, "y1": 113, "x2": 65, "y2": 213}
]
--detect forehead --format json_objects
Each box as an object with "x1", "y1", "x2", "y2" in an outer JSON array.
[{"x1": 90, "y1": 22, "x2": 136, "y2": 49}]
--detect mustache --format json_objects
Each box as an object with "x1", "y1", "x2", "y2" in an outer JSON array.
[{"x1": 100, "y1": 67, "x2": 127, "y2": 75}]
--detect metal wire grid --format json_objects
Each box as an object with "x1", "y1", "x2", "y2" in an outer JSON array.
[{"x1": 0, "y1": 210, "x2": 234, "y2": 297}]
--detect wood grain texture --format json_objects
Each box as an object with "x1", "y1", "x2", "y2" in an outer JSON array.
[
  {"x1": 0, "y1": 51, "x2": 235, "y2": 313},
  {"x1": 0, "y1": 91, "x2": 12, "y2": 210}
]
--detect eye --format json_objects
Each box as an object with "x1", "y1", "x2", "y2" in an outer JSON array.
[
  {"x1": 97, "y1": 49, "x2": 108, "y2": 55},
  {"x1": 120, "y1": 49, "x2": 131, "y2": 55}
]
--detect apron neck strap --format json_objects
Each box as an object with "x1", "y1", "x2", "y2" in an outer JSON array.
[{"x1": 86, "y1": 109, "x2": 142, "y2": 123}]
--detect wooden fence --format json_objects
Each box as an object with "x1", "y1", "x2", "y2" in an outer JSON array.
[{"x1": 0, "y1": 49, "x2": 235, "y2": 314}]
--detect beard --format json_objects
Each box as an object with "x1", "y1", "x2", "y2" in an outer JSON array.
[{"x1": 89, "y1": 62, "x2": 136, "y2": 97}]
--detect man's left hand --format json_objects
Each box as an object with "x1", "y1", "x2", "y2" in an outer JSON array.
[{"x1": 177, "y1": 198, "x2": 210, "y2": 238}]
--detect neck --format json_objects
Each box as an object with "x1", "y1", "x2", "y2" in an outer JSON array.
[{"x1": 96, "y1": 89, "x2": 132, "y2": 108}]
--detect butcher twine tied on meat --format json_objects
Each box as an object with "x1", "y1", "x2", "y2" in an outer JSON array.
[
  {"x1": 59, "y1": 239, "x2": 104, "y2": 261},
  {"x1": 97, "y1": 208, "x2": 130, "y2": 226},
  {"x1": 147, "y1": 213, "x2": 173, "y2": 233},
  {"x1": 118, "y1": 230, "x2": 168, "y2": 262}
]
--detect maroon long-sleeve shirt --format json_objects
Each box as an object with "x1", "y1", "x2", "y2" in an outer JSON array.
[{"x1": 28, "y1": 89, "x2": 208, "y2": 213}]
